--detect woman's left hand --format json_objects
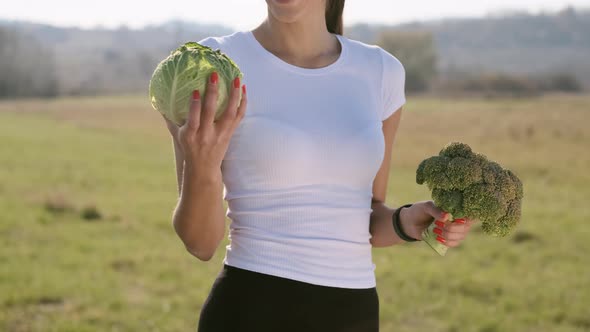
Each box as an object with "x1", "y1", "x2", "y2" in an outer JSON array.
[{"x1": 399, "y1": 200, "x2": 475, "y2": 247}]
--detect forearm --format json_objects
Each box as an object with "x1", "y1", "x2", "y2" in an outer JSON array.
[
  {"x1": 369, "y1": 201, "x2": 403, "y2": 247},
  {"x1": 369, "y1": 200, "x2": 414, "y2": 247},
  {"x1": 172, "y1": 161, "x2": 226, "y2": 261},
  {"x1": 172, "y1": 139, "x2": 185, "y2": 194}
]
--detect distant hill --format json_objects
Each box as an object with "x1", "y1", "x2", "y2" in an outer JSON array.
[
  {"x1": 347, "y1": 7, "x2": 590, "y2": 87},
  {"x1": 0, "y1": 20, "x2": 233, "y2": 95},
  {"x1": 1, "y1": 7, "x2": 588, "y2": 96}
]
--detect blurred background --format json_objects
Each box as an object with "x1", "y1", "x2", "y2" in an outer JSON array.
[{"x1": 0, "y1": 1, "x2": 589, "y2": 331}]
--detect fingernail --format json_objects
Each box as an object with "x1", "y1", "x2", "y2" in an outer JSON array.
[
  {"x1": 435, "y1": 220, "x2": 445, "y2": 228},
  {"x1": 442, "y1": 212, "x2": 449, "y2": 220},
  {"x1": 233, "y1": 77, "x2": 240, "y2": 89},
  {"x1": 210, "y1": 72, "x2": 218, "y2": 84},
  {"x1": 242, "y1": 84, "x2": 246, "y2": 94},
  {"x1": 192, "y1": 90, "x2": 200, "y2": 100},
  {"x1": 433, "y1": 227, "x2": 443, "y2": 235},
  {"x1": 436, "y1": 236, "x2": 446, "y2": 244},
  {"x1": 455, "y1": 219, "x2": 466, "y2": 224}
]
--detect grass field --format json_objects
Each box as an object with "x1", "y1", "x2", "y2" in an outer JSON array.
[{"x1": 1, "y1": 94, "x2": 589, "y2": 332}]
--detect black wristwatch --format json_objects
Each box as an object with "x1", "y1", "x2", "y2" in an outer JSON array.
[{"x1": 392, "y1": 204, "x2": 419, "y2": 242}]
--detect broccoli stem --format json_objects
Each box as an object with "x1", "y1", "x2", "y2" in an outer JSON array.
[{"x1": 422, "y1": 220, "x2": 450, "y2": 256}]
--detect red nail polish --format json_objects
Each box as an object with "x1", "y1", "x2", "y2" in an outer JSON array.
[
  {"x1": 435, "y1": 221, "x2": 445, "y2": 228},
  {"x1": 436, "y1": 236, "x2": 446, "y2": 244},
  {"x1": 192, "y1": 90, "x2": 200, "y2": 100},
  {"x1": 242, "y1": 84, "x2": 246, "y2": 94},
  {"x1": 455, "y1": 219, "x2": 466, "y2": 224},
  {"x1": 233, "y1": 77, "x2": 240, "y2": 88},
  {"x1": 210, "y1": 72, "x2": 218, "y2": 84},
  {"x1": 433, "y1": 227, "x2": 443, "y2": 235}
]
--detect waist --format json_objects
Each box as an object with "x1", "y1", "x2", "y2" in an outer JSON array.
[
  {"x1": 224, "y1": 228, "x2": 376, "y2": 289},
  {"x1": 220, "y1": 264, "x2": 377, "y2": 293},
  {"x1": 223, "y1": 186, "x2": 377, "y2": 288},
  {"x1": 225, "y1": 191, "x2": 374, "y2": 245}
]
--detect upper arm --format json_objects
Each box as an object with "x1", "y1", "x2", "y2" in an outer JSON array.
[
  {"x1": 372, "y1": 108, "x2": 403, "y2": 204},
  {"x1": 378, "y1": 48, "x2": 406, "y2": 121},
  {"x1": 372, "y1": 48, "x2": 406, "y2": 204}
]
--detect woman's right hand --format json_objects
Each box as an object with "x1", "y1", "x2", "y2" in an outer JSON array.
[{"x1": 164, "y1": 71, "x2": 247, "y2": 172}]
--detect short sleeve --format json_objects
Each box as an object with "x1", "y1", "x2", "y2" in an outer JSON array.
[
  {"x1": 379, "y1": 49, "x2": 406, "y2": 121},
  {"x1": 198, "y1": 36, "x2": 222, "y2": 49}
]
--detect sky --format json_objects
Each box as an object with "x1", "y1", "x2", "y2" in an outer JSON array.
[{"x1": 1, "y1": 0, "x2": 587, "y2": 30}]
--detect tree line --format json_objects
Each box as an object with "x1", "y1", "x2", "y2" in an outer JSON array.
[
  {"x1": 376, "y1": 29, "x2": 582, "y2": 96},
  {"x1": 0, "y1": 28, "x2": 58, "y2": 98},
  {"x1": 1, "y1": 7, "x2": 587, "y2": 99}
]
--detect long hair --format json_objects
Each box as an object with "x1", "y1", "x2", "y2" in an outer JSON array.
[{"x1": 325, "y1": 0, "x2": 345, "y2": 35}]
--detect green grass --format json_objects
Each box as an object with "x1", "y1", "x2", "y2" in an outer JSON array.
[{"x1": 1, "y1": 94, "x2": 589, "y2": 331}]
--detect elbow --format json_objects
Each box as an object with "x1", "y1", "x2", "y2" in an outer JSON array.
[
  {"x1": 186, "y1": 245, "x2": 216, "y2": 262},
  {"x1": 369, "y1": 221, "x2": 396, "y2": 248},
  {"x1": 172, "y1": 219, "x2": 224, "y2": 262},
  {"x1": 181, "y1": 236, "x2": 222, "y2": 262},
  {"x1": 370, "y1": 235, "x2": 395, "y2": 248}
]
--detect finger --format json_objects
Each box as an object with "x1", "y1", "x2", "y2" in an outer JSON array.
[
  {"x1": 454, "y1": 218, "x2": 476, "y2": 227},
  {"x1": 434, "y1": 225, "x2": 468, "y2": 244},
  {"x1": 442, "y1": 230, "x2": 467, "y2": 241},
  {"x1": 445, "y1": 222, "x2": 470, "y2": 234},
  {"x1": 217, "y1": 76, "x2": 241, "y2": 131},
  {"x1": 435, "y1": 234, "x2": 461, "y2": 248},
  {"x1": 231, "y1": 84, "x2": 248, "y2": 129},
  {"x1": 435, "y1": 235, "x2": 449, "y2": 247},
  {"x1": 445, "y1": 240, "x2": 461, "y2": 248},
  {"x1": 426, "y1": 201, "x2": 450, "y2": 223},
  {"x1": 202, "y1": 71, "x2": 219, "y2": 127},
  {"x1": 184, "y1": 90, "x2": 201, "y2": 130},
  {"x1": 464, "y1": 218, "x2": 476, "y2": 226},
  {"x1": 434, "y1": 226, "x2": 466, "y2": 240},
  {"x1": 232, "y1": 85, "x2": 248, "y2": 132},
  {"x1": 440, "y1": 222, "x2": 472, "y2": 241}
]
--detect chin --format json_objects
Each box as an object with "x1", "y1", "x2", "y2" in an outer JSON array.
[
  {"x1": 266, "y1": 0, "x2": 314, "y2": 23},
  {"x1": 269, "y1": 0, "x2": 298, "y2": 5}
]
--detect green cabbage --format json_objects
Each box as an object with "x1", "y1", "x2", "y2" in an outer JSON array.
[{"x1": 149, "y1": 42, "x2": 243, "y2": 126}]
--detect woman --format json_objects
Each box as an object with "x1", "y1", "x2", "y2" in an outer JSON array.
[{"x1": 163, "y1": 1, "x2": 474, "y2": 331}]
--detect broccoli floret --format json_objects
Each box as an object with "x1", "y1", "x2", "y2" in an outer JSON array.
[
  {"x1": 432, "y1": 188, "x2": 464, "y2": 218},
  {"x1": 506, "y1": 169, "x2": 524, "y2": 201},
  {"x1": 482, "y1": 161, "x2": 504, "y2": 185},
  {"x1": 416, "y1": 159, "x2": 428, "y2": 185},
  {"x1": 420, "y1": 156, "x2": 453, "y2": 190},
  {"x1": 416, "y1": 142, "x2": 523, "y2": 240},
  {"x1": 483, "y1": 200, "x2": 521, "y2": 237},
  {"x1": 463, "y1": 183, "x2": 507, "y2": 223},
  {"x1": 439, "y1": 141, "x2": 473, "y2": 158},
  {"x1": 447, "y1": 157, "x2": 483, "y2": 190}
]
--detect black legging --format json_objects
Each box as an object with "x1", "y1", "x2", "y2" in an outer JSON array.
[{"x1": 197, "y1": 264, "x2": 379, "y2": 332}]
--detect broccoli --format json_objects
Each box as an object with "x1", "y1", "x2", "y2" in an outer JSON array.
[{"x1": 416, "y1": 142, "x2": 523, "y2": 255}]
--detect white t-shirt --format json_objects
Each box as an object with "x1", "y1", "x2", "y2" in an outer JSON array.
[{"x1": 199, "y1": 31, "x2": 405, "y2": 289}]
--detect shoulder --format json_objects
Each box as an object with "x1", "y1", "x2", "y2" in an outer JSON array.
[
  {"x1": 341, "y1": 37, "x2": 406, "y2": 119},
  {"x1": 198, "y1": 31, "x2": 252, "y2": 66},
  {"x1": 341, "y1": 36, "x2": 406, "y2": 102},
  {"x1": 340, "y1": 36, "x2": 405, "y2": 75},
  {"x1": 378, "y1": 47, "x2": 405, "y2": 79},
  {"x1": 198, "y1": 31, "x2": 249, "y2": 51}
]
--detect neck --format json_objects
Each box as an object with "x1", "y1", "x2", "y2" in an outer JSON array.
[{"x1": 252, "y1": 9, "x2": 340, "y2": 66}]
